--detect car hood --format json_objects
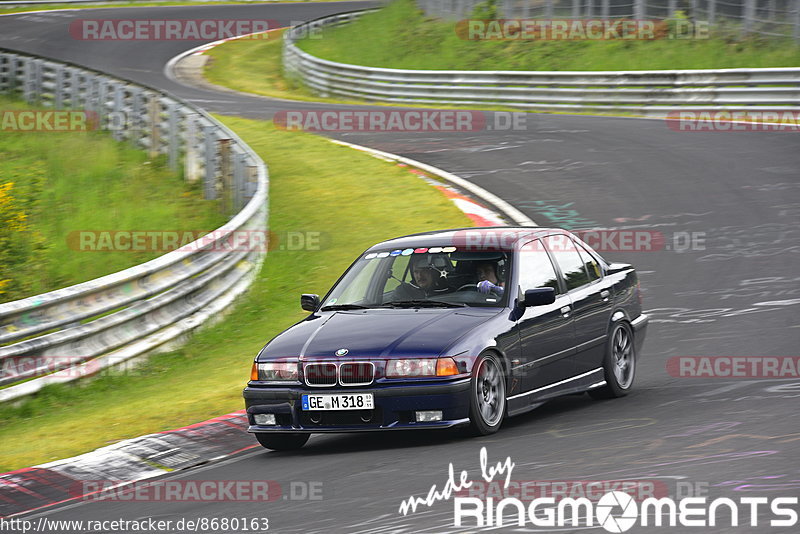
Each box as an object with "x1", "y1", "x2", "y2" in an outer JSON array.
[{"x1": 259, "y1": 308, "x2": 501, "y2": 360}]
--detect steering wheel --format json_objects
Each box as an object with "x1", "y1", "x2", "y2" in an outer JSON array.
[{"x1": 457, "y1": 283, "x2": 479, "y2": 292}]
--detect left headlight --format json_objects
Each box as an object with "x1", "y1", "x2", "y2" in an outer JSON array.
[{"x1": 251, "y1": 361, "x2": 299, "y2": 381}]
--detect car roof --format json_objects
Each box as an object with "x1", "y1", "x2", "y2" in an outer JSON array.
[{"x1": 366, "y1": 227, "x2": 569, "y2": 252}]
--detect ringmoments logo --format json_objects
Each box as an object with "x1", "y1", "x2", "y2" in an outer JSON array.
[{"x1": 398, "y1": 447, "x2": 799, "y2": 531}]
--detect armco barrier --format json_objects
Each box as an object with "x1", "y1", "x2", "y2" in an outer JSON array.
[
  {"x1": 284, "y1": 10, "x2": 800, "y2": 115},
  {"x1": 0, "y1": 49, "x2": 268, "y2": 401}
]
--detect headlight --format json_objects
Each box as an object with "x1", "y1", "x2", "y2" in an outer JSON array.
[
  {"x1": 385, "y1": 358, "x2": 459, "y2": 378},
  {"x1": 253, "y1": 361, "x2": 298, "y2": 381}
]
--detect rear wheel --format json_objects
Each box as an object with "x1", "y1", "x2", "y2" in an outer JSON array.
[
  {"x1": 468, "y1": 352, "x2": 506, "y2": 435},
  {"x1": 254, "y1": 433, "x2": 309, "y2": 451},
  {"x1": 589, "y1": 321, "x2": 636, "y2": 400}
]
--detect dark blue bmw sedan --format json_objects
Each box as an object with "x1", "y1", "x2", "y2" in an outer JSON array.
[{"x1": 243, "y1": 227, "x2": 648, "y2": 450}]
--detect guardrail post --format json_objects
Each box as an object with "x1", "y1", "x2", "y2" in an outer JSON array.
[
  {"x1": 544, "y1": 0, "x2": 553, "y2": 19},
  {"x1": 634, "y1": 0, "x2": 645, "y2": 19},
  {"x1": 130, "y1": 86, "x2": 142, "y2": 147},
  {"x1": 24, "y1": 58, "x2": 41, "y2": 104},
  {"x1": 234, "y1": 152, "x2": 245, "y2": 212},
  {"x1": 54, "y1": 64, "x2": 64, "y2": 108},
  {"x1": 794, "y1": 1, "x2": 800, "y2": 41},
  {"x1": 707, "y1": 0, "x2": 716, "y2": 25},
  {"x1": 13, "y1": 56, "x2": 23, "y2": 94},
  {"x1": 668, "y1": 0, "x2": 676, "y2": 17},
  {"x1": 112, "y1": 83, "x2": 125, "y2": 141},
  {"x1": 219, "y1": 138, "x2": 233, "y2": 215},
  {"x1": 69, "y1": 68, "x2": 81, "y2": 109},
  {"x1": 35, "y1": 60, "x2": 44, "y2": 105},
  {"x1": 4, "y1": 54, "x2": 18, "y2": 94},
  {"x1": 148, "y1": 96, "x2": 161, "y2": 159},
  {"x1": 97, "y1": 78, "x2": 109, "y2": 129},
  {"x1": 0, "y1": 54, "x2": 8, "y2": 93},
  {"x1": 586, "y1": 0, "x2": 593, "y2": 18},
  {"x1": 167, "y1": 102, "x2": 179, "y2": 170},
  {"x1": 743, "y1": 0, "x2": 755, "y2": 33},
  {"x1": 247, "y1": 166, "x2": 258, "y2": 201},
  {"x1": 502, "y1": 0, "x2": 512, "y2": 18},
  {"x1": 601, "y1": 0, "x2": 610, "y2": 20},
  {"x1": 184, "y1": 115, "x2": 201, "y2": 182},
  {"x1": 20, "y1": 57, "x2": 29, "y2": 99},
  {"x1": 204, "y1": 125, "x2": 217, "y2": 200}
]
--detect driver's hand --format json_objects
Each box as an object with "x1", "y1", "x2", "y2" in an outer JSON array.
[{"x1": 477, "y1": 280, "x2": 502, "y2": 294}]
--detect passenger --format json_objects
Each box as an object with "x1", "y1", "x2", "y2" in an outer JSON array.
[{"x1": 475, "y1": 260, "x2": 505, "y2": 296}]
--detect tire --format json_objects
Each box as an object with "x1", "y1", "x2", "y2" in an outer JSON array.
[
  {"x1": 254, "y1": 433, "x2": 309, "y2": 451},
  {"x1": 589, "y1": 321, "x2": 636, "y2": 400},
  {"x1": 467, "y1": 352, "x2": 507, "y2": 436}
]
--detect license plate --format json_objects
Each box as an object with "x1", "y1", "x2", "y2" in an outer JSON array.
[{"x1": 301, "y1": 393, "x2": 374, "y2": 411}]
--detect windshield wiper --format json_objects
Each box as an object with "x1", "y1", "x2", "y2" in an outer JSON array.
[
  {"x1": 382, "y1": 300, "x2": 467, "y2": 308},
  {"x1": 319, "y1": 304, "x2": 371, "y2": 311}
]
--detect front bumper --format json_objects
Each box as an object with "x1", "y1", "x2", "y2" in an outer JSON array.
[{"x1": 243, "y1": 379, "x2": 471, "y2": 433}]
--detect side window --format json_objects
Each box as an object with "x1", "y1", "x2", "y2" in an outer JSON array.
[
  {"x1": 542, "y1": 235, "x2": 590, "y2": 291},
  {"x1": 575, "y1": 241, "x2": 602, "y2": 282},
  {"x1": 518, "y1": 240, "x2": 561, "y2": 293}
]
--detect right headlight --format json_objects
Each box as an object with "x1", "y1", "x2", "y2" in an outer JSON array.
[{"x1": 251, "y1": 361, "x2": 299, "y2": 381}]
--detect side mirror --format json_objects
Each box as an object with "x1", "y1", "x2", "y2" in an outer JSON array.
[
  {"x1": 523, "y1": 287, "x2": 556, "y2": 307},
  {"x1": 301, "y1": 294, "x2": 320, "y2": 312}
]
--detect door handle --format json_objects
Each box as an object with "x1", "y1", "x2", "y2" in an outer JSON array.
[
  {"x1": 600, "y1": 290, "x2": 610, "y2": 302},
  {"x1": 560, "y1": 305, "x2": 571, "y2": 318}
]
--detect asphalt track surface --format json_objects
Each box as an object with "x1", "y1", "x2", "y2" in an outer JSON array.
[{"x1": 2, "y1": 3, "x2": 799, "y2": 532}]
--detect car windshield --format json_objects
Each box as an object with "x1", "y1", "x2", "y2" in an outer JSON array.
[{"x1": 321, "y1": 248, "x2": 511, "y2": 309}]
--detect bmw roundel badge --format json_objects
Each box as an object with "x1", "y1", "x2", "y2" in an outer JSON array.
[{"x1": 335, "y1": 348, "x2": 349, "y2": 357}]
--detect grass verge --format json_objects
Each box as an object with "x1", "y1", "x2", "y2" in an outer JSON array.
[
  {"x1": 0, "y1": 116, "x2": 471, "y2": 472},
  {"x1": 298, "y1": 0, "x2": 800, "y2": 70},
  {"x1": 0, "y1": 96, "x2": 223, "y2": 304},
  {"x1": 202, "y1": 28, "x2": 366, "y2": 104}
]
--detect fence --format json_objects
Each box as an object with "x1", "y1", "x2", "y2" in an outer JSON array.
[
  {"x1": 0, "y1": 49, "x2": 269, "y2": 402},
  {"x1": 417, "y1": 0, "x2": 800, "y2": 40},
  {"x1": 284, "y1": 10, "x2": 800, "y2": 114}
]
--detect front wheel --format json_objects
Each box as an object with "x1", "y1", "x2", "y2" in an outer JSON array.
[
  {"x1": 589, "y1": 321, "x2": 636, "y2": 400},
  {"x1": 254, "y1": 433, "x2": 309, "y2": 451},
  {"x1": 468, "y1": 352, "x2": 506, "y2": 435}
]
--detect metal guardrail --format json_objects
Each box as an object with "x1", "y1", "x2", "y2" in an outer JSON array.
[
  {"x1": 284, "y1": 10, "x2": 800, "y2": 114},
  {"x1": 0, "y1": 49, "x2": 269, "y2": 401}
]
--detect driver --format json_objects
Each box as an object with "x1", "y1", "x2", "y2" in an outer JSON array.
[
  {"x1": 475, "y1": 260, "x2": 505, "y2": 296},
  {"x1": 392, "y1": 254, "x2": 451, "y2": 300}
]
